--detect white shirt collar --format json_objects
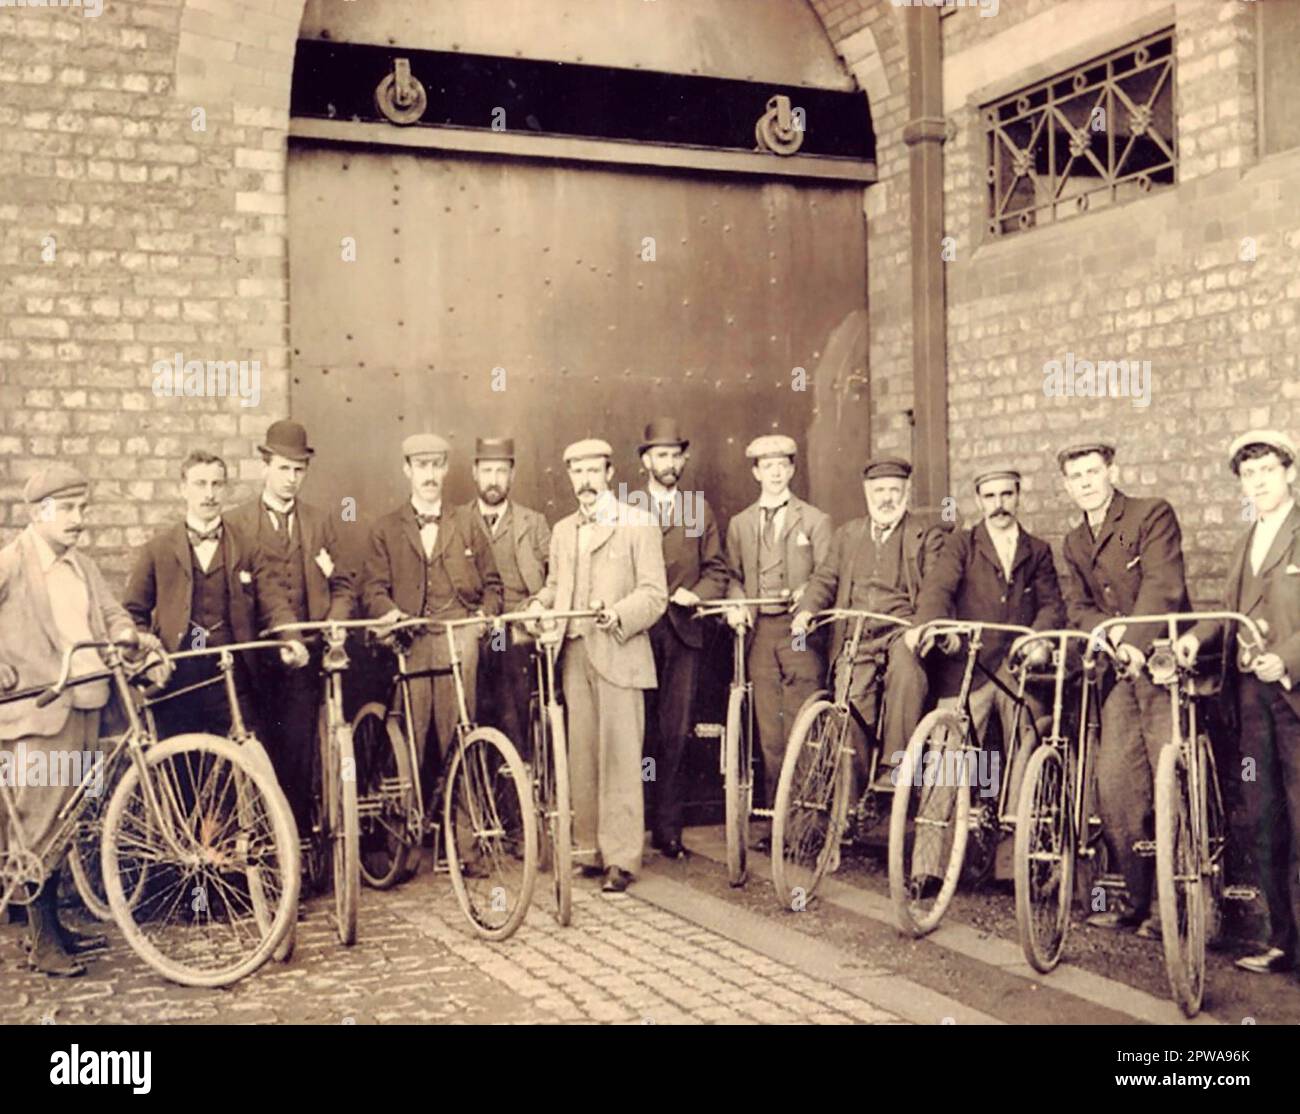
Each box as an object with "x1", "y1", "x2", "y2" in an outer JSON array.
[
  {"x1": 262, "y1": 492, "x2": 295, "y2": 516},
  {"x1": 186, "y1": 513, "x2": 222, "y2": 535},
  {"x1": 1086, "y1": 492, "x2": 1115, "y2": 531},
  {"x1": 758, "y1": 491, "x2": 792, "y2": 511},
  {"x1": 1255, "y1": 498, "x2": 1295, "y2": 531},
  {"x1": 648, "y1": 480, "x2": 677, "y2": 506},
  {"x1": 477, "y1": 498, "x2": 508, "y2": 520},
  {"x1": 411, "y1": 496, "x2": 442, "y2": 518}
]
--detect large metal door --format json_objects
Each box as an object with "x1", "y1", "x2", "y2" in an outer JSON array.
[{"x1": 287, "y1": 144, "x2": 870, "y2": 546}]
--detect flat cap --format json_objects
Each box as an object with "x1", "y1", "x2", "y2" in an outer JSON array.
[
  {"x1": 24, "y1": 463, "x2": 89, "y2": 504},
  {"x1": 1056, "y1": 440, "x2": 1116, "y2": 469},
  {"x1": 973, "y1": 466, "x2": 1021, "y2": 489},
  {"x1": 1228, "y1": 429, "x2": 1296, "y2": 468},
  {"x1": 863, "y1": 457, "x2": 912, "y2": 481},
  {"x1": 402, "y1": 433, "x2": 451, "y2": 459},
  {"x1": 745, "y1": 434, "x2": 797, "y2": 460},
  {"x1": 474, "y1": 436, "x2": 515, "y2": 462},
  {"x1": 563, "y1": 438, "x2": 613, "y2": 464}
]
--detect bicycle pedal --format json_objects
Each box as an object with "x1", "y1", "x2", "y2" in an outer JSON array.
[
  {"x1": 1223, "y1": 885, "x2": 1260, "y2": 902},
  {"x1": 1132, "y1": 840, "x2": 1157, "y2": 856}
]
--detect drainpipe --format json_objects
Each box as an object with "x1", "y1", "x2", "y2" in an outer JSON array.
[{"x1": 901, "y1": 5, "x2": 949, "y2": 515}]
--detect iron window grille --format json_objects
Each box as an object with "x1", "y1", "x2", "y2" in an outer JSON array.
[{"x1": 983, "y1": 28, "x2": 1176, "y2": 238}]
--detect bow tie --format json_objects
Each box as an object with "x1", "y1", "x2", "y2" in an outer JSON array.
[
  {"x1": 416, "y1": 512, "x2": 441, "y2": 528},
  {"x1": 188, "y1": 524, "x2": 222, "y2": 545}
]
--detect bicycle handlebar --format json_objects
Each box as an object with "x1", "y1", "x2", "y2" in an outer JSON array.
[
  {"x1": 163, "y1": 638, "x2": 299, "y2": 664},
  {"x1": 800, "y1": 609, "x2": 912, "y2": 636},
  {"x1": 28, "y1": 637, "x2": 138, "y2": 709},
  {"x1": 261, "y1": 619, "x2": 391, "y2": 639},
  {"x1": 1008, "y1": 628, "x2": 1120, "y2": 668},
  {"x1": 911, "y1": 618, "x2": 1038, "y2": 642},
  {"x1": 694, "y1": 594, "x2": 793, "y2": 620}
]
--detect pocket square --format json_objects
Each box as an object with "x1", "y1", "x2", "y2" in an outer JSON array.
[
  {"x1": 795, "y1": 531, "x2": 811, "y2": 547},
  {"x1": 1286, "y1": 564, "x2": 1300, "y2": 576},
  {"x1": 315, "y1": 548, "x2": 334, "y2": 578},
  {"x1": 238, "y1": 570, "x2": 253, "y2": 586},
  {"x1": 1125, "y1": 555, "x2": 1141, "y2": 570}
]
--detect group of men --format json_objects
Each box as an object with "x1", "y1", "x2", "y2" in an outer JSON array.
[{"x1": 2, "y1": 417, "x2": 1298, "y2": 994}]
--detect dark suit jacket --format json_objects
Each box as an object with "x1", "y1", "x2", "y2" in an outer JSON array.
[
  {"x1": 1192, "y1": 502, "x2": 1300, "y2": 720},
  {"x1": 122, "y1": 519, "x2": 257, "y2": 652},
  {"x1": 1060, "y1": 489, "x2": 1190, "y2": 656},
  {"x1": 362, "y1": 502, "x2": 503, "y2": 620},
  {"x1": 725, "y1": 493, "x2": 832, "y2": 607},
  {"x1": 915, "y1": 521, "x2": 1066, "y2": 695},
  {"x1": 800, "y1": 511, "x2": 947, "y2": 663},
  {"x1": 225, "y1": 497, "x2": 355, "y2": 632},
  {"x1": 647, "y1": 489, "x2": 730, "y2": 649},
  {"x1": 462, "y1": 500, "x2": 550, "y2": 599}
]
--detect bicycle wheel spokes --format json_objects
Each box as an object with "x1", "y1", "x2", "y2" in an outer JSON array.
[
  {"x1": 445, "y1": 729, "x2": 537, "y2": 940},
  {"x1": 1014, "y1": 745, "x2": 1074, "y2": 972},
  {"x1": 772, "y1": 702, "x2": 847, "y2": 904},
  {"x1": 889, "y1": 711, "x2": 972, "y2": 937},
  {"x1": 103, "y1": 735, "x2": 299, "y2": 987},
  {"x1": 1156, "y1": 742, "x2": 1205, "y2": 1015},
  {"x1": 352, "y1": 704, "x2": 412, "y2": 889}
]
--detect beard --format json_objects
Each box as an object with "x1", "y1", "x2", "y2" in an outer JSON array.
[
  {"x1": 478, "y1": 484, "x2": 506, "y2": 506},
  {"x1": 651, "y1": 466, "x2": 680, "y2": 488}
]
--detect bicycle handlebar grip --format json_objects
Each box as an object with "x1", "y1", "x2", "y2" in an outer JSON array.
[{"x1": 34, "y1": 687, "x2": 60, "y2": 708}]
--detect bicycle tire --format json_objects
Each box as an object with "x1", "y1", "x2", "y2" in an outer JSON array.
[
  {"x1": 546, "y1": 705, "x2": 573, "y2": 926},
  {"x1": 102, "y1": 733, "x2": 300, "y2": 988},
  {"x1": 723, "y1": 684, "x2": 750, "y2": 887},
  {"x1": 353, "y1": 702, "x2": 414, "y2": 890},
  {"x1": 1014, "y1": 743, "x2": 1075, "y2": 973},
  {"x1": 444, "y1": 727, "x2": 537, "y2": 941},
  {"x1": 1156, "y1": 740, "x2": 1205, "y2": 1016},
  {"x1": 771, "y1": 697, "x2": 849, "y2": 909},
  {"x1": 332, "y1": 722, "x2": 360, "y2": 946},
  {"x1": 888, "y1": 710, "x2": 972, "y2": 937}
]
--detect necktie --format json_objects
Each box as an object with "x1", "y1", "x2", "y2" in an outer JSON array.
[
  {"x1": 483, "y1": 512, "x2": 499, "y2": 533},
  {"x1": 872, "y1": 522, "x2": 884, "y2": 546},
  {"x1": 268, "y1": 505, "x2": 293, "y2": 533},
  {"x1": 417, "y1": 512, "x2": 441, "y2": 528},
  {"x1": 188, "y1": 524, "x2": 221, "y2": 546},
  {"x1": 761, "y1": 501, "x2": 787, "y2": 546}
]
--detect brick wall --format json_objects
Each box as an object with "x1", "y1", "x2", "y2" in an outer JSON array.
[{"x1": 939, "y1": 0, "x2": 1300, "y2": 603}]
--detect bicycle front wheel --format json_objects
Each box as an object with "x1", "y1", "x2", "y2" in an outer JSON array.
[
  {"x1": 102, "y1": 733, "x2": 300, "y2": 988},
  {"x1": 888, "y1": 710, "x2": 972, "y2": 937},
  {"x1": 723, "y1": 684, "x2": 751, "y2": 887},
  {"x1": 544, "y1": 704, "x2": 573, "y2": 925},
  {"x1": 353, "y1": 702, "x2": 414, "y2": 890},
  {"x1": 331, "y1": 723, "x2": 360, "y2": 945},
  {"x1": 445, "y1": 728, "x2": 538, "y2": 940},
  {"x1": 1156, "y1": 740, "x2": 1206, "y2": 1016},
  {"x1": 1014, "y1": 743, "x2": 1075, "y2": 973},
  {"x1": 771, "y1": 698, "x2": 850, "y2": 909}
]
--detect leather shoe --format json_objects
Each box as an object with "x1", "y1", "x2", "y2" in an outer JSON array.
[
  {"x1": 573, "y1": 863, "x2": 604, "y2": 878},
  {"x1": 59, "y1": 922, "x2": 108, "y2": 955},
  {"x1": 1085, "y1": 909, "x2": 1146, "y2": 932},
  {"x1": 658, "y1": 838, "x2": 688, "y2": 860},
  {"x1": 601, "y1": 868, "x2": 633, "y2": 894},
  {"x1": 1235, "y1": 947, "x2": 1294, "y2": 974},
  {"x1": 1135, "y1": 916, "x2": 1162, "y2": 941}
]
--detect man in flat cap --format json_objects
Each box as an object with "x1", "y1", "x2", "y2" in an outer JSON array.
[
  {"x1": 0, "y1": 465, "x2": 162, "y2": 975},
  {"x1": 1057, "y1": 441, "x2": 1189, "y2": 939},
  {"x1": 902, "y1": 466, "x2": 1065, "y2": 887},
  {"x1": 463, "y1": 437, "x2": 550, "y2": 755},
  {"x1": 227, "y1": 419, "x2": 353, "y2": 836},
  {"x1": 527, "y1": 439, "x2": 667, "y2": 892},
  {"x1": 1176, "y1": 431, "x2": 1300, "y2": 979},
  {"x1": 637, "y1": 419, "x2": 730, "y2": 859},
  {"x1": 363, "y1": 433, "x2": 503, "y2": 839},
  {"x1": 727, "y1": 434, "x2": 832, "y2": 846},
  {"x1": 794, "y1": 457, "x2": 945, "y2": 820}
]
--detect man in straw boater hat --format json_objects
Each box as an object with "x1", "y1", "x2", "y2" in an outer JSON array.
[
  {"x1": 725, "y1": 434, "x2": 832, "y2": 851},
  {"x1": 636, "y1": 418, "x2": 730, "y2": 860},
  {"x1": 526, "y1": 438, "x2": 667, "y2": 893},
  {"x1": 1056, "y1": 439, "x2": 1189, "y2": 941},
  {"x1": 1177, "y1": 430, "x2": 1300, "y2": 981},
  {"x1": 462, "y1": 436, "x2": 551, "y2": 758},
  {"x1": 362, "y1": 433, "x2": 502, "y2": 853},
  {"x1": 0, "y1": 464, "x2": 164, "y2": 975},
  {"x1": 226, "y1": 419, "x2": 352, "y2": 837}
]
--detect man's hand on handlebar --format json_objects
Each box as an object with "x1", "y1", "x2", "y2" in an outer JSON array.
[
  {"x1": 1114, "y1": 642, "x2": 1147, "y2": 678},
  {"x1": 1253, "y1": 652, "x2": 1287, "y2": 684},
  {"x1": 0, "y1": 662, "x2": 17, "y2": 692},
  {"x1": 1173, "y1": 632, "x2": 1200, "y2": 669},
  {"x1": 725, "y1": 604, "x2": 753, "y2": 631},
  {"x1": 1018, "y1": 639, "x2": 1051, "y2": 669},
  {"x1": 791, "y1": 610, "x2": 814, "y2": 637},
  {"x1": 279, "y1": 640, "x2": 309, "y2": 669}
]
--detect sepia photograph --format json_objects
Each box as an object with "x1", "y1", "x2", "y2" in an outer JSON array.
[{"x1": 1, "y1": 0, "x2": 1297, "y2": 1090}]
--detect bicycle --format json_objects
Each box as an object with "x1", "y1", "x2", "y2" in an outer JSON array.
[
  {"x1": 1, "y1": 638, "x2": 299, "y2": 987},
  {"x1": 768, "y1": 609, "x2": 911, "y2": 907},
  {"x1": 1090, "y1": 612, "x2": 1266, "y2": 1017},
  {"x1": 1010, "y1": 627, "x2": 1120, "y2": 973},
  {"x1": 263, "y1": 618, "x2": 387, "y2": 946},
  {"x1": 693, "y1": 594, "x2": 794, "y2": 887},
  {"x1": 887, "y1": 618, "x2": 1041, "y2": 937}
]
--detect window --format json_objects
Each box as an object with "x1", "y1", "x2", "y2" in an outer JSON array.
[{"x1": 982, "y1": 29, "x2": 1176, "y2": 238}]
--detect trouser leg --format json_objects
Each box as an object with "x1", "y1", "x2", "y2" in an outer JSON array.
[
  {"x1": 883, "y1": 637, "x2": 929, "y2": 763},
  {"x1": 749, "y1": 617, "x2": 785, "y2": 811},
  {"x1": 563, "y1": 639, "x2": 601, "y2": 869},
  {"x1": 594, "y1": 666, "x2": 646, "y2": 876},
  {"x1": 646, "y1": 621, "x2": 698, "y2": 843}
]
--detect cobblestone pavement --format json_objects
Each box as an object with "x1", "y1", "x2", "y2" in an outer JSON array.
[{"x1": 2, "y1": 867, "x2": 900, "y2": 1025}]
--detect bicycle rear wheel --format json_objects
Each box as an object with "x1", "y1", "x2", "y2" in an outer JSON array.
[
  {"x1": 1156, "y1": 740, "x2": 1206, "y2": 1016},
  {"x1": 771, "y1": 698, "x2": 849, "y2": 909},
  {"x1": 331, "y1": 723, "x2": 360, "y2": 945},
  {"x1": 723, "y1": 684, "x2": 751, "y2": 887},
  {"x1": 445, "y1": 727, "x2": 537, "y2": 940},
  {"x1": 888, "y1": 710, "x2": 972, "y2": 937},
  {"x1": 68, "y1": 751, "x2": 148, "y2": 922},
  {"x1": 352, "y1": 702, "x2": 414, "y2": 890},
  {"x1": 1014, "y1": 743, "x2": 1074, "y2": 973},
  {"x1": 102, "y1": 734, "x2": 299, "y2": 988}
]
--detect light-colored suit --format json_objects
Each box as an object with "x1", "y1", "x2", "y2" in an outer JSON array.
[
  {"x1": 0, "y1": 528, "x2": 134, "y2": 851},
  {"x1": 533, "y1": 499, "x2": 668, "y2": 874}
]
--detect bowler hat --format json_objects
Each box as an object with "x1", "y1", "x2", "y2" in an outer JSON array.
[
  {"x1": 474, "y1": 437, "x2": 515, "y2": 463},
  {"x1": 638, "y1": 419, "x2": 689, "y2": 456},
  {"x1": 260, "y1": 420, "x2": 315, "y2": 462}
]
